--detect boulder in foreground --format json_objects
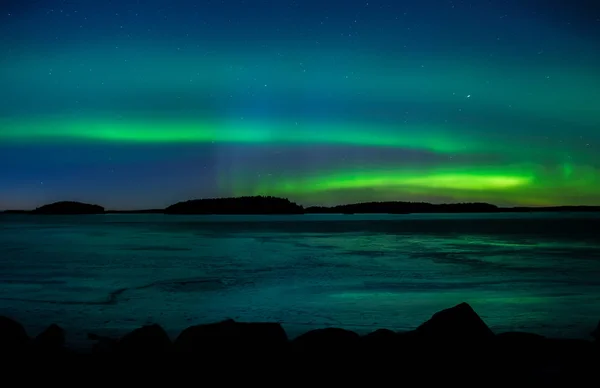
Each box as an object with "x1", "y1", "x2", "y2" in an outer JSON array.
[
  {"x1": 292, "y1": 328, "x2": 360, "y2": 354},
  {"x1": 0, "y1": 307, "x2": 599, "y2": 384},
  {"x1": 0, "y1": 316, "x2": 29, "y2": 352},
  {"x1": 592, "y1": 321, "x2": 600, "y2": 341},
  {"x1": 174, "y1": 319, "x2": 288, "y2": 353},
  {"x1": 115, "y1": 324, "x2": 171, "y2": 354},
  {"x1": 34, "y1": 323, "x2": 66, "y2": 351},
  {"x1": 416, "y1": 302, "x2": 494, "y2": 343},
  {"x1": 88, "y1": 332, "x2": 117, "y2": 354}
]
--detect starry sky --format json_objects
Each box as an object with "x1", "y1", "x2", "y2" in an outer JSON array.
[{"x1": 1, "y1": 0, "x2": 599, "y2": 210}]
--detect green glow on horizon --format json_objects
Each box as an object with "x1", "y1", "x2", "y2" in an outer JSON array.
[
  {"x1": 247, "y1": 169, "x2": 534, "y2": 194},
  {"x1": 230, "y1": 164, "x2": 600, "y2": 206},
  {"x1": 2, "y1": 116, "x2": 598, "y2": 208},
  {"x1": 295, "y1": 172, "x2": 529, "y2": 192}
]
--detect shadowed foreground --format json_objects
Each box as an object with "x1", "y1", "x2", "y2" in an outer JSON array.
[{"x1": 1, "y1": 303, "x2": 598, "y2": 383}]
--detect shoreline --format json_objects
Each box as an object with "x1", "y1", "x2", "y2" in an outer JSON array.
[
  {"x1": 2, "y1": 197, "x2": 600, "y2": 214},
  {"x1": 4, "y1": 209, "x2": 600, "y2": 215}
]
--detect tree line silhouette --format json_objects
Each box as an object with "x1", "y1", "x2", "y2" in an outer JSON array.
[{"x1": 2, "y1": 196, "x2": 599, "y2": 214}]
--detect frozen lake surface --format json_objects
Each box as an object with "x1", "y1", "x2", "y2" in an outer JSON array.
[{"x1": 1, "y1": 213, "x2": 599, "y2": 348}]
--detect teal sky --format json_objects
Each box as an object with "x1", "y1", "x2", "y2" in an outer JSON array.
[{"x1": 0, "y1": 0, "x2": 599, "y2": 209}]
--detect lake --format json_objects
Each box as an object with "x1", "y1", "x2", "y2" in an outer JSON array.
[{"x1": 1, "y1": 213, "x2": 599, "y2": 348}]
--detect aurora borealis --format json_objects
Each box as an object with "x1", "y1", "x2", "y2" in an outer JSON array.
[{"x1": 1, "y1": 0, "x2": 599, "y2": 209}]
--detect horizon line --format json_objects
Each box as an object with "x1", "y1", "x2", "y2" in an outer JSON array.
[{"x1": 2, "y1": 196, "x2": 600, "y2": 213}]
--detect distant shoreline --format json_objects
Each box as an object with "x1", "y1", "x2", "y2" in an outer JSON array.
[
  {"x1": 2, "y1": 196, "x2": 600, "y2": 215},
  {"x1": 3, "y1": 209, "x2": 600, "y2": 215}
]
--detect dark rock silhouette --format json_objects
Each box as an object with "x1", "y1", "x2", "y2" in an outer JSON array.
[
  {"x1": 416, "y1": 302, "x2": 494, "y2": 343},
  {"x1": 87, "y1": 332, "x2": 117, "y2": 354},
  {"x1": 494, "y1": 332, "x2": 550, "y2": 374},
  {"x1": 0, "y1": 303, "x2": 599, "y2": 383},
  {"x1": 165, "y1": 196, "x2": 304, "y2": 215},
  {"x1": 292, "y1": 328, "x2": 360, "y2": 355},
  {"x1": 592, "y1": 321, "x2": 600, "y2": 341},
  {"x1": 33, "y1": 323, "x2": 66, "y2": 351},
  {"x1": 115, "y1": 324, "x2": 171, "y2": 354},
  {"x1": 495, "y1": 331, "x2": 547, "y2": 348},
  {"x1": 173, "y1": 319, "x2": 288, "y2": 354},
  {"x1": 491, "y1": 332, "x2": 596, "y2": 384},
  {"x1": 32, "y1": 201, "x2": 104, "y2": 215},
  {"x1": 361, "y1": 328, "x2": 396, "y2": 342},
  {"x1": 360, "y1": 328, "x2": 400, "y2": 354},
  {"x1": 0, "y1": 316, "x2": 29, "y2": 353}
]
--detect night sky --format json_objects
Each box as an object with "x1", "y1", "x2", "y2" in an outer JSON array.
[{"x1": 1, "y1": 0, "x2": 599, "y2": 210}]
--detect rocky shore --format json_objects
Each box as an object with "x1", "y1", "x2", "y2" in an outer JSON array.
[{"x1": 2, "y1": 303, "x2": 598, "y2": 383}]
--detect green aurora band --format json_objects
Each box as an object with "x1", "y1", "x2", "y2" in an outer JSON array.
[
  {"x1": 1, "y1": 113, "x2": 599, "y2": 207},
  {"x1": 235, "y1": 165, "x2": 599, "y2": 206},
  {"x1": 1, "y1": 16, "x2": 599, "y2": 208},
  {"x1": 1, "y1": 116, "x2": 597, "y2": 160}
]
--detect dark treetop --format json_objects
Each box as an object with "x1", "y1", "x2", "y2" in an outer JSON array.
[
  {"x1": 164, "y1": 196, "x2": 304, "y2": 215},
  {"x1": 3, "y1": 196, "x2": 600, "y2": 214},
  {"x1": 31, "y1": 201, "x2": 105, "y2": 215}
]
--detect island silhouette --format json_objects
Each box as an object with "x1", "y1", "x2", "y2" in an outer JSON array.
[
  {"x1": 31, "y1": 201, "x2": 105, "y2": 215},
  {"x1": 165, "y1": 196, "x2": 304, "y2": 215},
  {"x1": 3, "y1": 196, "x2": 599, "y2": 214}
]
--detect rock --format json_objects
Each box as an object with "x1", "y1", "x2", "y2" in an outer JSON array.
[
  {"x1": 411, "y1": 302, "x2": 495, "y2": 377},
  {"x1": 88, "y1": 332, "x2": 117, "y2": 354},
  {"x1": 494, "y1": 332, "x2": 549, "y2": 361},
  {"x1": 494, "y1": 332, "x2": 594, "y2": 361},
  {"x1": 115, "y1": 324, "x2": 171, "y2": 354},
  {"x1": 546, "y1": 338, "x2": 596, "y2": 368},
  {"x1": 496, "y1": 331, "x2": 546, "y2": 343},
  {"x1": 34, "y1": 324, "x2": 66, "y2": 350},
  {"x1": 360, "y1": 329, "x2": 403, "y2": 362},
  {"x1": 363, "y1": 328, "x2": 396, "y2": 342},
  {"x1": 492, "y1": 333, "x2": 596, "y2": 383},
  {"x1": 0, "y1": 316, "x2": 29, "y2": 352},
  {"x1": 591, "y1": 321, "x2": 599, "y2": 341},
  {"x1": 292, "y1": 328, "x2": 360, "y2": 354},
  {"x1": 174, "y1": 320, "x2": 288, "y2": 354},
  {"x1": 236, "y1": 321, "x2": 288, "y2": 347},
  {"x1": 362, "y1": 329, "x2": 397, "y2": 348},
  {"x1": 416, "y1": 302, "x2": 494, "y2": 344}
]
